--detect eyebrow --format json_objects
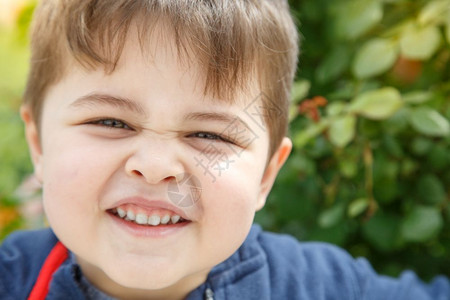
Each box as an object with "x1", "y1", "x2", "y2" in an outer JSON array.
[
  {"x1": 70, "y1": 93, "x2": 147, "y2": 116},
  {"x1": 184, "y1": 111, "x2": 251, "y2": 131}
]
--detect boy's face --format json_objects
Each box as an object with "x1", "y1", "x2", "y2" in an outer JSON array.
[{"x1": 23, "y1": 29, "x2": 291, "y2": 298}]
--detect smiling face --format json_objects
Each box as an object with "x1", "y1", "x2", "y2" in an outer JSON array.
[{"x1": 22, "y1": 29, "x2": 291, "y2": 299}]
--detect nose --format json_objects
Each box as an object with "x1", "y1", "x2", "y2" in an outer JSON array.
[{"x1": 124, "y1": 136, "x2": 185, "y2": 184}]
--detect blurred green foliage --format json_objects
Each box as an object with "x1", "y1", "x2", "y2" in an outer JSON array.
[
  {"x1": 257, "y1": 0, "x2": 450, "y2": 280},
  {"x1": 0, "y1": 0, "x2": 449, "y2": 281},
  {"x1": 0, "y1": 1, "x2": 35, "y2": 238}
]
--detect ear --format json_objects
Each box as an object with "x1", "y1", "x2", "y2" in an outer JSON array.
[
  {"x1": 255, "y1": 137, "x2": 292, "y2": 211},
  {"x1": 20, "y1": 105, "x2": 44, "y2": 182}
]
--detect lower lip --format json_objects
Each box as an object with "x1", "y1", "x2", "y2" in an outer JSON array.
[{"x1": 107, "y1": 212, "x2": 191, "y2": 238}]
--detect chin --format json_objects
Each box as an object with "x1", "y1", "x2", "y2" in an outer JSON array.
[{"x1": 104, "y1": 263, "x2": 184, "y2": 290}]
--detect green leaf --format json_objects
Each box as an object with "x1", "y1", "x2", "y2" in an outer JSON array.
[
  {"x1": 289, "y1": 105, "x2": 299, "y2": 123},
  {"x1": 291, "y1": 80, "x2": 311, "y2": 104},
  {"x1": 339, "y1": 159, "x2": 358, "y2": 178},
  {"x1": 326, "y1": 102, "x2": 347, "y2": 117},
  {"x1": 374, "y1": 155, "x2": 399, "y2": 180},
  {"x1": 293, "y1": 120, "x2": 329, "y2": 148},
  {"x1": 411, "y1": 137, "x2": 433, "y2": 156},
  {"x1": 382, "y1": 108, "x2": 409, "y2": 135},
  {"x1": 353, "y1": 38, "x2": 398, "y2": 79},
  {"x1": 316, "y1": 45, "x2": 351, "y2": 84},
  {"x1": 374, "y1": 178, "x2": 398, "y2": 204},
  {"x1": 318, "y1": 203, "x2": 345, "y2": 228},
  {"x1": 417, "y1": 174, "x2": 446, "y2": 205},
  {"x1": 401, "y1": 206, "x2": 443, "y2": 242},
  {"x1": 349, "y1": 87, "x2": 403, "y2": 120},
  {"x1": 418, "y1": 0, "x2": 450, "y2": 26},
  {"x1": 289, "y1": 153, "x2": 316, "y2": 175},
  {"x1": 348, "y1": 198, "x2": 369, "y2": 218},
  {"x1": 309, "y1": 223, "x2": 349, "y2": 246},
  {"x1": 383, "y1": 135, "x2": 403, "y2": 158},
  {"x1": 427, "y1": 144, "x2": 449, "y2": 171},
  {"x1": 409, "y1": 107, "x2": 450, "y2": 137},
  {"x1": 329, "y1": 115, "x2": 356, "y2": 148},
  {"x1": 334, "y1": 0, "x2": 383, "y2": 40},
  {"x1": 362, "y1": 213, "x2": 402, "y2": 252},
  {"x1": 446, "y1": 20, "x2": 450, "y2": 43},
  {"x1": 403, "y1": 90, "x2": 433, "y2": 104},
  {"x1": 400, "y1": 24, "x2": 441, "y2": 60},
  {"x1": 401, "y1": 159, "x2": 419, "y2": 177}
]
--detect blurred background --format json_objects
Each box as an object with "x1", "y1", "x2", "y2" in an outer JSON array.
[{"x1": 1, "y1": 0, "x2": 449, "y2": 280}]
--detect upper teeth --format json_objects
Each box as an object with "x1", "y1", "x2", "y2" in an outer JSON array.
[
  {"x1": 161, "y1": 215, "x2": 170, "y2": 224},
  {"x1": 116, "y1": 207, "x2": 183, "y2": 225},
  {"x1": 148, "y1": 215, "x2": 160, "y2": 226},
  {"x1": 117, "y1": 208, "x2": 127, "y2": 218}
]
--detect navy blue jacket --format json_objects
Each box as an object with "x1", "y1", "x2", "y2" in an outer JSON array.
[{"x1": 1, "y1": 225, "x2": 449, "y2": 299}]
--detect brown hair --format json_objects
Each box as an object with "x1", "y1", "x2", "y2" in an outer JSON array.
[{"x1": 23, "y1": 0, "x2": 298, "y2": 157}]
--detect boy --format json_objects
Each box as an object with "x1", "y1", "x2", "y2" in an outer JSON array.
[{"x1": 0, "y1": 0, "x2": 449, "y2": 299}]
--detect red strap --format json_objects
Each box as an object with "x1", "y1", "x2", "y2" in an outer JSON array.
[{"x1": 28, "y1": 241, "x2": 69, "y2": 300}]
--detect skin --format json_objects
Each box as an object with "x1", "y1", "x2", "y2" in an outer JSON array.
[{"x1": 21, "y1": 28, "x2": 292, "y2": 300}]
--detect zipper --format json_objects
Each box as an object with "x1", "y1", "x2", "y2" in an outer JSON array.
[{"x1": 204, "y1": 280, "x2": 215, "y2": 300}]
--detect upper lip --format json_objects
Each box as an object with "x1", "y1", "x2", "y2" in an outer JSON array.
[{"x1": 108, "y1": 197, "x2": 191, "y2": 221}]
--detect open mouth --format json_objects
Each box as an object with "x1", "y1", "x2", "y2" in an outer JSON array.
[{"x1": 107, "y1": 207, "x2": 190, "y2": 227}]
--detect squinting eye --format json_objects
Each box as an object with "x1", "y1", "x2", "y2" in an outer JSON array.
[
  {"x1": 192, "y1": 132, "x2": 232, "y2": 143},
  {"x1": 90, "y1": 119, "x2": 131, "y2": 130},
  {"x1": 196, "y1": 132, "x2": 220, "y2": 140}
]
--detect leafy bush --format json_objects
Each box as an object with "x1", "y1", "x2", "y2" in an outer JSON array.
[
  {"x1": 0, "y1": 1, "x2": 35, "y2": 238},
  {"x1": 257, "y1": 0, "x2": 450, "y2": 280}
]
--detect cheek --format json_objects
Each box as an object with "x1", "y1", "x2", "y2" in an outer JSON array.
[
  {"x1": 42, "y1": 136, "x2": 120, "y2": 185},
  {"x1": 41, "y1": 141, "x2": 119, "y2": 226},
  {"x1": 201, "y1": 170, "x2": 260, "y2": 242},
  {"x1": 43, "y1": 148, "x2": 99, "y2": 195}
]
